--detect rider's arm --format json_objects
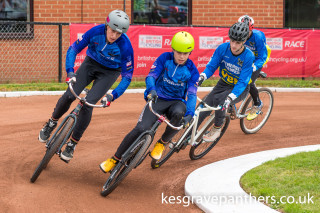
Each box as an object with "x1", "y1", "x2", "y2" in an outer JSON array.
[
  {"x1": 229, "y1": 52, "x2": 254, "y2": 100},
  {"x1": 111, "y1": 42, "x2": 134, "y2": 100},
  {"x1": 185, "y1": 65, "x2": 200, "y2": 117},
  {"x1": 253, "y1": 31, "x2": 268, "y2": 71},
  {"x1": 145, "y1": 53, "x2": 166, "y2": 93},
  {"x1": 201, "y1": 44, "x2": 225, "y2": 80},
  {"x1": 65, "y1": 28, "x2": 93, "y2": 74}
]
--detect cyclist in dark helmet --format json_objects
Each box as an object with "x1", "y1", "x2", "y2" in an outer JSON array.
[
  {"x1": 100, "y1": 31, "x2": 200, "y2": 173},
  {"x1": 38, "y1": 10, "x2": 134, "y2": 162},
  {"x1": 238, "y1": 15, "x2": 271, "y2": 121},
  {"x1": 196, "y1": 22, "x2": 255, "y2": 142}
]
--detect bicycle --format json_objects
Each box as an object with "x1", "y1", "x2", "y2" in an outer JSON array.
[
  {"x1": 30, "y1": 80, "x2": 106, "y2": 183},
  {"x1": 151, "y1": 72, "x2": 274, "y2": 168},
  {"x1": 100, "y1": 101, "x2": 183, "y2": 197}
]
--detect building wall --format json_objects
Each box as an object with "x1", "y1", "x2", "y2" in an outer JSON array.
[
  {"x1": 192, "y1": 0, "x2": 283, "y2": 28},
  {"x1": 33, "y1": 0, "x2": 283, "y2": 28}
]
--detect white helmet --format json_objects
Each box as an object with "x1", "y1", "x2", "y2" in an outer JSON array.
[
  {"x1": 238, "y1": 15, "x2": 254, "y2": 30},
  {"x1": 106, "y1": 10, "x2": 130, "y2": 33}
]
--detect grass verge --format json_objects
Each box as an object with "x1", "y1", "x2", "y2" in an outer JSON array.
[
  {"x1": 240, "y1": 150, "x2": 320, "y2": 212},
  {"x1": 0, "y1": 78, "x2": 320, "y2": 92}
]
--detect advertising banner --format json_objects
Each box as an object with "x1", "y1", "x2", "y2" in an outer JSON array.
[{"x1": 70, "y1": 24, "x2": 320, "y2": 77}]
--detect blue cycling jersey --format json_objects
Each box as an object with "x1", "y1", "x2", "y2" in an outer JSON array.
[
  {"x1": 202, "y1": 42, "x2": 254, "y2": 100},
  {"x1": 65, "y1": 24, "x2": 134, "y2": 100},
  {"x1": 244, "y1": 29, "x2": 269, "y2": 70},
  {"x1": 145, "y1": 52, "x2": 199, "y2": 117}
]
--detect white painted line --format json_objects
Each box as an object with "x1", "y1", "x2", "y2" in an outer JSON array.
[
  {"x1": 185, "y1": 144, "x2": 320, "y2": 213},
  {"x1": 1, "y1": 87, "x2": 319, "y2": 98}
]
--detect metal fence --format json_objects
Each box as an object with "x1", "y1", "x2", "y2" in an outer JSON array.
[{"x1": 0, "y1": 21, "x2": 69, "y2": 83}]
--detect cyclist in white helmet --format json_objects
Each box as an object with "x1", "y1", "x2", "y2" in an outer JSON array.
[
  {"x1": 238, "y1": 15, "x2": 271, "y2": 121},
  {"x1": 38, "y1": 10, "x2": 134, "y2": 162}
]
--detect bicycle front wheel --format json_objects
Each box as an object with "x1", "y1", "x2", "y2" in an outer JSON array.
[
  {"x1": 101, "y1": 134, "x2": 152, "y2": 197},
  {"x1": 240, "y1": 88, "x2": 274, "y2": 134},
  {"x1": 30, "y1": 117, "x2": 74, "y2": 183},
  {"x1": 189, "y1": 115, "x2": 230, "y2": 160}
]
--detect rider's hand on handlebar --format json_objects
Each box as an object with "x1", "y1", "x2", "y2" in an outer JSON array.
[
  {"x1": 197, "y1": 75, "x2": 205, "y2": 87},
  {"x1": 101, "y1": 94, "x2": 113, "y2": 107},
  {"x1": 66, "y1": 72, "x2": 76, "y2": 83},
  {"x1": 181, "y1": 114, "x2": 192, "y2": 128},
  {"x1": 147, "y1": 90, "x2": 158, "y2": 103},
  {"x1": 222, "y1": 96, "x2": 232, "y2": 111}
]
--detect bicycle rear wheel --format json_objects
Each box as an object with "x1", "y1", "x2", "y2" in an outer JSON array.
[
  {"x1": 30, "y1": 117, "x2": 74, "y2": 183},
  {"x1": 151, "y1": 126, "x2": 189, "y2": 169},
  {"x1": 240, "y1": 88, "x2": 274, "y2": 134},
  {"x1": 101, "y1": 134, "x2": 152, "y2": 197},
  {"x1": 189, "y1": 115, "x2": 230, "y2": 160}
]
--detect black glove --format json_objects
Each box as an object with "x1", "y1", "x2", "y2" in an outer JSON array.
[
  {"x1": 66, "y1": 72, "x2": 76, "y2": 83},
  {"x1": 147, "y1": 90, "x2": 158, "y2": 103},
  {"x1": 222, "y1": 96, "x2": 232, "y2": 111},
  {"x1": 101, "y1": 94, "x2": 113, "y2": 107},
  {"x1": 181, "y1": 115, "x2": 192, "y2": 128},
  {"x1": 198, "y1": 75, "x2": 205, "y2": 87}
]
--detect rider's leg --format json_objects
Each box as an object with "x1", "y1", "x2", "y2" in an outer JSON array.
[
  {"x1": 71, "y1": 70, "x2": 120, "y2": 142},
  {"x1": 197, "y1": 80, "x2": 231, "y2": 127},
  {"x1": 113, "y1": 100, "x2": 170, "y2": 159},
  {"x1": 100, "y1": 101, "x2": 161, "y2": 172},
  {"x1": 39, "y1": 57, "x2": 94, "y2": 143},
  {"x1": 161, "y1": 101, "x2": 186, "y2": 142},
  {"x1": 247, "y1": 68, "x2": 263, "y2": 120},
  {"x1": 249, "y1": 68, "x2": 262, "y2": 106},
  {"x1": 60, "y1": 68, "x2": 120, "y2": 161},
  {"x1": 150, "y1": 101, "x2": 186, "y2": 160}
]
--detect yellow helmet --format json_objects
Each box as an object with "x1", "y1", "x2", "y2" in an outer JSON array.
[{"x1": 171, "y1": 31, "x2": 195, "y2": 53}]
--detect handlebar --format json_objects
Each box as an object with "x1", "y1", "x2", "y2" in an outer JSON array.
[
  {"x1": 68, "y1": 79, "x2": 105, "y2": 108},
  {"x1": 148, "y1": 101, "x2": 183, "y2": 130},
  {"x1": 197, "y1": 96, "x2": 222, "y2": 111}
]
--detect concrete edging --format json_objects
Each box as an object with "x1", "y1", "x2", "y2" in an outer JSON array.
[{"x1": 184, "y1": 144, "x2": 320, "y2": 213}]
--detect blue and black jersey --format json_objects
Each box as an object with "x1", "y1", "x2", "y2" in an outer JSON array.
[
  {"x1": 65, "y1": 24, "x2": 134, "y2": 100},
  {"x1": 202, "y1": 42, "x2": 254, "y2": 100},
  {"x1": 244, "y1": 29, "x2": 271, "y2": 70},
  {"x1": 145, "y1": 52, "x2": 199, "y2": 117}
]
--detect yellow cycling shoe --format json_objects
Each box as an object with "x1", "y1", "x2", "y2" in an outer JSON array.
[
  {"x1": 100, "y1": 157, "x2": 118, "y2": 173},
  {"x1": 247, "y1": 102, "x2": 263, "y2": 121},
  {"x1": 150, "y1": 140, "x2": 165, "y2": 160}
]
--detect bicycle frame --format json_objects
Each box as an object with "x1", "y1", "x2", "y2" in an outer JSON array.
[
  {"x1": 229, "y1": 93, "x2": 250, "y2": 120},
  {"x1": 172, "y1": 97, "x2": 221, "y2": 147}
]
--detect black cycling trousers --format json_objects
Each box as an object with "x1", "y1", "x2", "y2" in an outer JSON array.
[
  {"x1": 51, "y1": 56, "x2": 120, "y2": 141},
  {"x1": 114, "y1": 99, "x2": 186, "y2": 159},
  {"x1": 198, "y1": 79, "x2": 249, "y2": 127},
  {"x1": 249, "y1": 68, "x2": 262, "y2": 106}
]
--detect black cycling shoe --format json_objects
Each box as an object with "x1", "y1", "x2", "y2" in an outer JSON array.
[{"x1": 39, "y1": 119, "x2": 57, "y2": 143}]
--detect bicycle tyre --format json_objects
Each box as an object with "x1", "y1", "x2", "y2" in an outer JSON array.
[
  {"x1": 101, "y1": 134, "x2": 152, "y2": 197},
  {"x1": 240, "y1": 88, "x2": 274, "y2": 134},
  {"x1": 30, "y1": 118, "x2": 74, "y2": 183},
  {"x1": 189, "y1": 116, "x2": 230, "y2": 160},
  {"x1": 150, "y1": 125, "x2": 189, "y2": 169}
]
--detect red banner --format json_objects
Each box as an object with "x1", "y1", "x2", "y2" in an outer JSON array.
[{"x1": 70, "y1": 24, "x2": 320, "y2": 77}]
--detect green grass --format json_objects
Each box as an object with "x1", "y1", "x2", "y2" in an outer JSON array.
[
  {"x1": 0, "y1": 78, "x2": 320, "y2": 92},
  {"x1": 240, "y1": 150, "x2": 320, "y2": 212}
]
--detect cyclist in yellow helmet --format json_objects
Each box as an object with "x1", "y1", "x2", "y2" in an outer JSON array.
[{"x1": 100, "y1": 31, "x2": 200, "y2": 173}]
